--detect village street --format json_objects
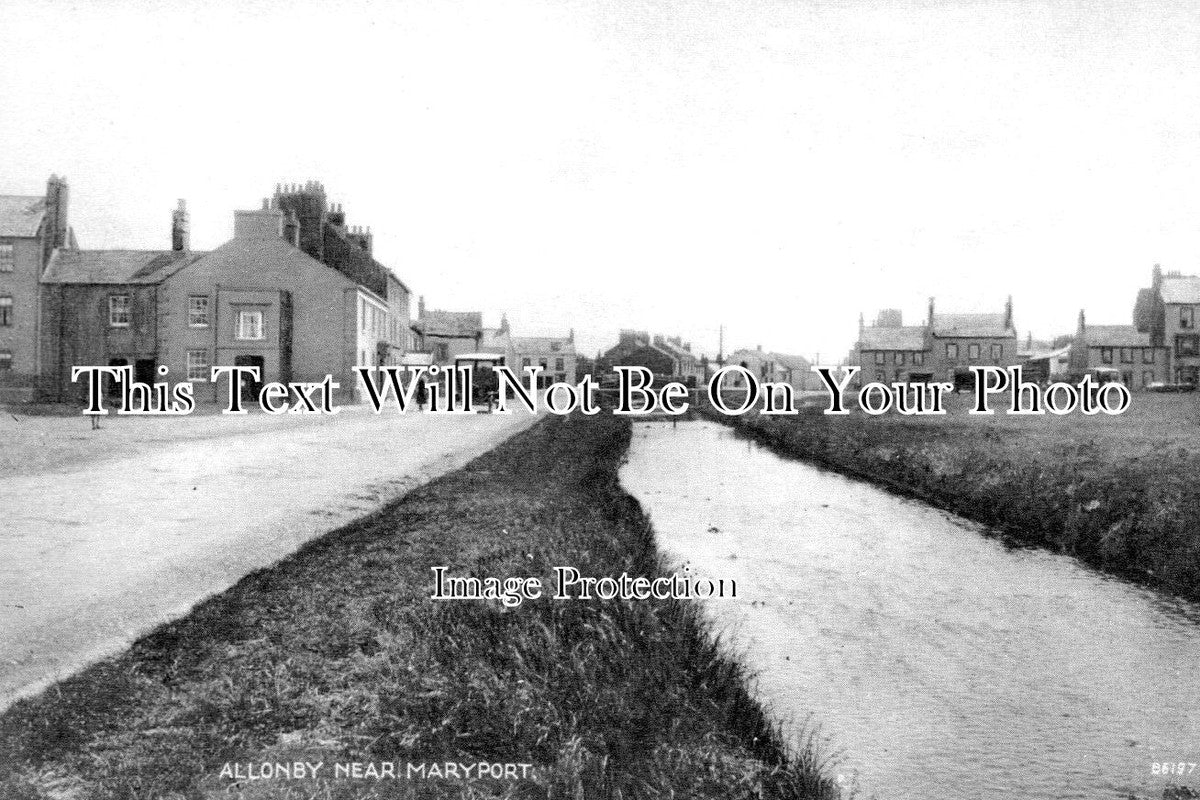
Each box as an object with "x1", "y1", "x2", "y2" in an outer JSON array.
[{"x1": 0, "y1": 405, "x2": 539, "y2": 710}]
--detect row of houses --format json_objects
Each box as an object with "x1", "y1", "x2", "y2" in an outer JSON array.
[
  {"x1": 594, "y1": 330, "x2": 821, "y2": 392},
  {"x1": 0, "y1": 176, "x2": 576, "y2": 404},
  {"x1": 854, "y1": 298, "x2": 1018, "y2": 390},
  {"x1": 854, "y1": 266, "x2": 1200, "y2": 391}
]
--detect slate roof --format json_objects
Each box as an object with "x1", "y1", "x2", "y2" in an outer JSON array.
[
  {"x1": 771, "y1": 352, "x2": 812, "y2": 371},
  {"x1": 511, "y1": 336, "x2": 575, "y2": 355},
  {"x1": 416, "y1": 310, "x2": 483, "y2": 337},
  {"x1": 0, "y1": 195, "x2": 47, "y2": 238},
  {"x1": 930, "y1": 313, "x2": 1013, "y2": 338},
  {"x1": 1160, "y1": 276, "x2": 1200, "y2": 305},
  {"x1": 858, "y1": 325, "x2": 927, "y2": 350},
  {"x1": 1084, "y1": 325, "x2": 1153, "y2": 348},
  {"x1": 43, "y1": 249, "x2": 208, "y2": 284}
]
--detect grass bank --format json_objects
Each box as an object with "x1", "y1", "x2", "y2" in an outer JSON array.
[
  {"x1": 0, "y1": 413, "x2": 836, "y2": 799},
  {"x1": 703, "y1": 392, "x2": 1200, "y2": 601}
]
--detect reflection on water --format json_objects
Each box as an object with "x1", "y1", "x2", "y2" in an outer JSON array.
[{"x1": 620, "y1": 421, "x2": 1200, "y2": 800}]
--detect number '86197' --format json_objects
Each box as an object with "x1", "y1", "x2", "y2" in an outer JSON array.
[{"x1": 1151, "y1": 762, "x2": 1197, "y2": 775}]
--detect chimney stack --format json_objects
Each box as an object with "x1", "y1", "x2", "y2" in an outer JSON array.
[
  {"x1": 1078, "y1": 309, "x2": 1086, "y2": 334},
  {"x1": 171, "y1": 199, "x2": 190, "y2": 251},
  {"x1": 928, "y1": 297, "x2": 935, "y2": 326},
  {"x1": 418, "y1": 295, "x2": 426, "y2": 319},
  {"x1": 43, "y1": 175, "x2": 69, "y2": 262},
  {"x1": 1004, "y1": 295, "x2": 1014, "y2": 330}
]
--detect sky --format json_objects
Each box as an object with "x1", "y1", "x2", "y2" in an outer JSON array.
[{"x1": 3, "y1": 0, "x2": 1199, "y2": 362}]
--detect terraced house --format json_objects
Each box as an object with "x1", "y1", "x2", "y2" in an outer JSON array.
[
  {"x1": 0, "y1": 176, "x2": 74, "y2": 402},
  {"x1": 4, "y1": 175, "x2": 413, "y2": 404},
  {"x1": 1070, "y1": 309, "x2": 1165, "y2": 389},
  {"x1": 1134, "y1": 265, "x2": 1200, "y2": 385},
  {"x1": 854, "y1": 298, "x2": 1018, "y2": 388}
]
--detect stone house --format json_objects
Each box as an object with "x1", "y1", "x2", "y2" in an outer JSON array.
[
  {"x1": 413, "y1": 301, "x2": 484, "y2": 364},
  {"x1": 36, "y1": 182, "x2": 413, "y2": 405},
  {"x1": 1069, "y1": 309, "x2": 1165, "y2": 389},
  {"x1": 511, "y1": 331, "x2": 577, "y2": 387},
  {"x1": 1134, "y1": 265, "x2": 1200, "y2": 384},
  {"x1": 853, "y1": 299, "x2": 1018, "y2": 388},
  {"x1": 0, "y1": 176, "x2": 75, "y2": 402},
  {"x1": 927, "y1": 297, "x2": 1018, "y2": 389},
  {"x1": 602, "y1": 330, "x2": 701, "y2": 385}
]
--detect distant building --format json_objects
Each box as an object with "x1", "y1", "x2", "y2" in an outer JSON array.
[
  {"x1": 854, "y1": 323, "x2": 930, "y2": 384},
  {"x1": 928, "y1": 297, "x2": 1018, "y2": 388},
  {"x1": 1070, "y1": 309, "x2": 1165, "y2": 389},
  {"x1": 34, "y1": 182, "x2": 413, "y2": 404},
  {"x1": 413, "y1": 299, "x2": 483, "y2": 364},
  {"x1": 512, "y1": 330, "x2": 577, "y2": 387},
  {"x1": 0, "y1": 176, "x2": 75, "y2": 402},
  {"x1": 1134, "y1": 265, "x2": 1200, "y2": 384},
  {"x1": 770, "y1": 352, "x2": 820, "y2": 391},
  {"x1": 601, "y1": 330, "x2": 702, "y2": 386},
  {"x1": 853, "y1": 297, "x2": 1018, "y2": 388},
  {"x1": 41, "y1": 201, "x2": 400, "y2": 403},
  {"x1": 724, "y1": 347, "x2": 776, "y2": 387}
]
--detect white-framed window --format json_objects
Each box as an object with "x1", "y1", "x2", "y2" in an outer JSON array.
[
  {"x1": 945, "y1": 343, "x2": 958, "y2": 359},
  {"x1": 236, "y1": 310, "x2": 263, "y2": 340},
  {"x1": 0, "y1": 296, "x2": 11, "y2": 327},
  {"x1": 1143, "y1": 348, "x2": 1155, "y2": 363},
  {"x1": 186, "y1": 350, "x2": 210, "y2": 381},
  {"x1": 188, "y1": 296, "x2": 210, "y2": 327},
  {"x1": 109, "y1": 295, "x2": 131, "y2": 328},
  {"x1": 0, "y1": 350, "x2": 11, "y2": 370},
  {"x1": 968, "y1": 343, "x2": 980, "y2": 359},
  {"x1": 874, "y1": 351, "x2": 886, "y2": 365},
  {"x1": 1182, "y1": 307, "x2": 1194, "y2": 329},
  {"x1": 555, "y1": 358, "x2": 564, "y2": 371},
  {"x1": 0, "y1": 242, "x2": 13, "y2": 272},
  {"x1": 991, "y1": 344, "x2": 1003, "y2": 360}
]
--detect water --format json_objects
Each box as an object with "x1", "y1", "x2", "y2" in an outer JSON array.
[{"x1": 619, "y1": 421, "x2": 1200, "y2": 800}]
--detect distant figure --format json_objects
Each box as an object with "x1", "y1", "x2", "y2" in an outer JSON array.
[{"x1": 415, "y1": 378, "x2": 428, "y2": 411}]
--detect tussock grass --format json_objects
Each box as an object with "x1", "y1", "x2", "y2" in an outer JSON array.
[
  {"x1": 0, "y1": 414, "x2": 838, "y2": 799},
  {"x1": 705, "y1": 397, "x2": 1200, "y2": 601}
]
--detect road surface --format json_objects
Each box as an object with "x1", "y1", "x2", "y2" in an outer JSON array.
[{"x1": 0, "y1": 406, "x2": 539, "y2": 710}]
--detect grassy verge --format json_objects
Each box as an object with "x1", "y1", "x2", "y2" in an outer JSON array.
[
  {"x1": 0, "y1": 413, "x2": 837, "y2": 799},
  {"x1": 701, "y1": 392, "x2": 1200, "y2": 601}
]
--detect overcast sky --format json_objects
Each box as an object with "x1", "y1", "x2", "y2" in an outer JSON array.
[{"x1": 3, "y1": 0, "x2": 1199, "y2": 361}]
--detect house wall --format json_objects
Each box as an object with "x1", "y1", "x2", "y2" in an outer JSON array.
[
  {"x1": 858, "y1": 349, "x2": 930, "y2": 383},
  {"x1": 1163, "y1": 301, "x2": 1200, "y2": 382},
  {"x1": 0, "y1": 234, "x2": 45, "y2": 390},
  {"x1": 610, "y1": 345, "x2": 675, "y2": 378},
  {"x1": 1082, "y1": 345, "x2": 1166, "y2": 389},
  {"x1": 928, "y1": 335, "x2": 1018, "y2": 385},
  {"x1": 41, "y1": 283, "x2": 158, "y2": 401},
  {"x1": 158, "y1": 236, "x2": 360, "y2": 403}
]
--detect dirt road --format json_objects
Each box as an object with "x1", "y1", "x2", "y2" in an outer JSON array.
[{"x1": 0, "y1": 406, "x2": 539, "y2": 710}]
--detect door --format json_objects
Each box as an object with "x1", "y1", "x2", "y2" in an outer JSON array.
[
  {"x1": 234, "y1": 355, "x2": 265, "y2": 403},
  {"x1": 106, "y1": 358, "x2": 128, "y2": 398},
  {"x1": 134, "y1": 359, "x2": 156, "y2": 386}
]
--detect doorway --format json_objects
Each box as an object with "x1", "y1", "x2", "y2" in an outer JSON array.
[{"x1": 234, "y1": 355, "x2": 265, "y2": 403}]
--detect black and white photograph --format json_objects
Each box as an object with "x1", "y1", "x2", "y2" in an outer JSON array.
[{"x1": 1, "y1": 1, "x2": 1198, "y2": 798}]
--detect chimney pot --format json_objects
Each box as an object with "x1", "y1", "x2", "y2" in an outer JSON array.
[{"x1": 171, "y1": 197, "x2": 190, "y2": 251}]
